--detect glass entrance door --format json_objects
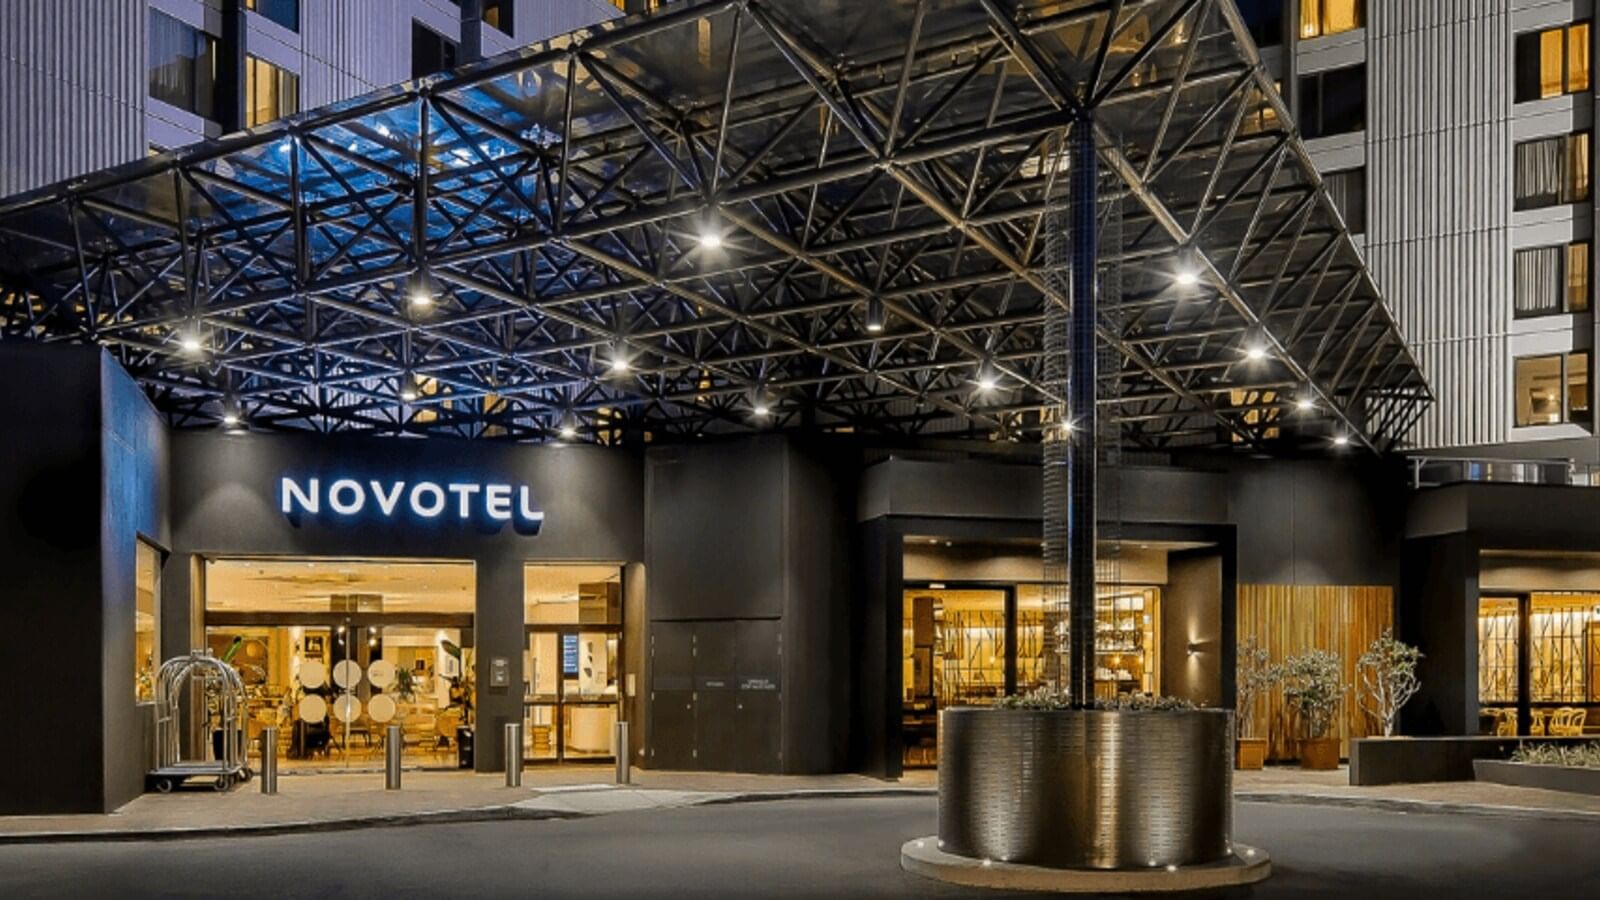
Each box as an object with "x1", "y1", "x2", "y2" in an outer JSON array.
[
  {"x1": 525, "y1": 627, "x2": 621, "y2": 762},
  {"x1": 522, "y1": 564, "x2": 625, "y2": 764}
]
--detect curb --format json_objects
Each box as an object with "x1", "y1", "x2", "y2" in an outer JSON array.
[
  {"x1": 0, "y1": 804, "x2": 579, "y2": 846},
  {"x1": 5, "y1": 786, "x2": 1595, "y2": 845},
  {"x1": 1235, "y1": 791, "x2": 1600, "y2": 824}
]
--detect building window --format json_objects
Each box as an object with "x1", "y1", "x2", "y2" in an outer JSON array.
[
  {"x1": 1515, "y1": 22, "x2": 1591, "y2": 102},
  {"x1": 484, "y1": 0, "x2": 514, "y2": 34},
  {"x1": 1298, "y1": 64, "x2": 1365, "y2": 139},
  {"x1": 244, "y1": 0, "x2": 299, "y2": 33},
  {"x1": 609, "y1": 0, "x2": 664, "y2": 13},
  {"x1": 1299, "y1": 0, "x2": 1363, "y2": 39},
  {"x1": 148, "y1": 11, "x2": 220, "y2": 121},
  {"x1": 1514, "y1": 132, "x2": 1592, "y2": 210},
  {"x1": 1514, "y1": 352, "x2": 1591, "y2": 426},
  {"x1": 1515, "y1": 242, "x2": 1591, "y2": 317},
  {"x1": 412, "y1": 22, "x2": 459, "y2": 79},
  {"x1": 1323, "y1": 166, "x2": 1365, "y2": 232},
  {"x1": 135, "y1": 541, "x2": 161, "y2": 703},
  {"x1": 1236, "y1": 0, "x2": 1284, "y2": 48},
  {"x1": 244, "y1": 57, "x2": 299, "y2": 128}
]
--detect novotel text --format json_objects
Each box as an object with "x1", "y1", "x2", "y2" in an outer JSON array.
[{"x1": 280, "y1": 476, "x2": 544, "y2": 531}]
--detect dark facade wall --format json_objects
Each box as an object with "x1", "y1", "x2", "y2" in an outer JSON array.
[
  {"x1": 642, "y1": 436, "x2": 854, "y2": 773},
  {"x1": 1401, "y1": 533, "x2": 1478, "y2": 736},
  {"x1": 1163, "y1": 552, "x2": 1224, "y2": 707},
  {"x1": 0, "y1": 346, "x2": 108, "y2": 813},
  {"x1": 1225, "y1": 457, "x2": 1404, "y2": 587},
  {"x1": 780, "y1": 444, "x2": 853, "y2": 773},
  {"x1": 165, "y1": 429, "x2": 644, "y2": 773},
  {"x1": 99, "y1": 357, "x2": 169, "y2": 811}
]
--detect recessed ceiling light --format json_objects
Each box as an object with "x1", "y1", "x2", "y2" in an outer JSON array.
[
  {"x1": 1333, "y1": 434, "x2": 1350, "y2": 447},
  {"x1": 753, "y1": 401, "x2": 771, "y2": 417},
  {"x1": 1175, "y1": 269, "x2": 1200, "y2": 287},
  {"x1": 1244, "y1": 344, "x2": 1267, "y2": 362},
  {"x1": 1296, "y1": 396, "x2": 1314, "y2": 412},
  {"x1": 697, "y1": 230, "x2": 723, "y2": 250}
]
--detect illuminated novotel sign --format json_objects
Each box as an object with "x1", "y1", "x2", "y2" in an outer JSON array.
[{"x1": 279, "y1": 476, "x2": 544, "y2": 534}]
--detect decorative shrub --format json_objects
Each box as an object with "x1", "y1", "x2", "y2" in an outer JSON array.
[
  {"x1": 1356, "y1": 629, "x2": 1422, "y2": 737},
  {"x1": 1511, "y1": 742, "x2": 1600, "y2": 769},
  {"x1": 1236, "y1": 638, "x2": 1281, "y2": 739},
  {"x1": 994, "y1": 687, "x2": 1197, "y2": 712},
  {"x1": 1281, "y1": 649, "x2": 1343, "y2": 740}
]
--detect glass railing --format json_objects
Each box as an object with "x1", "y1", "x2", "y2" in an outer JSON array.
[{"x1": 1410, "y1": 456, "x2": 1600, "y2": 489}]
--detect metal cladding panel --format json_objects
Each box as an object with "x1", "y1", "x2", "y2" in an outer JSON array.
[
  {"x1": 1368, "y1": 0, "x2": 1512, "y2": 450},
  {"x1": 937, "y1": 708, "x2": 1234, "y2": 870},
  {"x1": 0, "y1": 0, "x2": 145, "y2": 196}
]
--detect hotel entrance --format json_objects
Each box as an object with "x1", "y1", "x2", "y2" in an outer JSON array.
[
  {"x1": 204, "y1": 558, "x2": 476, "y2": 771},
  {"x1": 523, "y1": 564, "x2": 624, "y2": 764}
]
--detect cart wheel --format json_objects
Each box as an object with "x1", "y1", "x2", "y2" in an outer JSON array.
[
  {"x1": 239, "y1": 767, "x2": 253, "y2": 783},
  {"x1": 154, "y1": 777, "x2": 175, "y2": 794},
  {"x1": 213, "y1": 775, "x2": 232, "y2": 792}
]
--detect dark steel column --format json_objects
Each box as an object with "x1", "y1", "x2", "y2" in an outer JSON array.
[{"x1": 1067, "y1": 119, "x2": 1098, "y2": 706}]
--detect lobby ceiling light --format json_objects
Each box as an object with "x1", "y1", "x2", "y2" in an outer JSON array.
[
  {"x1": 399, "y1": 374, "x2": 420, "y2": 403},
  {"x1": 752, "y1": 394, "x2": 772, "y2": 417},
  {"x1": 406, "y1": 269, "x2": 435, "y2": 309},
  {"x1": 1244, "y1": 343, "x2": 1267, "y2": 362},
  {"x1": 1332, "y1": 433, "x2": 1350, "y2": 448},
  {"x1": 1175, "y1": 246, "x2": 1202, "y2": 287},
  {"x1": 865, "y1": 296, "x2": 886, "y2": 334},
  {"x1": 221, "y1": 393, "x2": 242, "y2": 428},
  {"x1": 557, "y1": 411, "x2": 579, "y2": 440},
  {"x1": 1295, "y1": 395, "x2": 1315, "y2": 413},
  {"x1": 177, "y1": 330, "x2": 203, "y2": 355},
  {"x1": 975, "y1": 361, "x2": 999, "y2": 392},
  {"x1": 1175, "y1": 268, "x2": 1200, "y2": 287}
]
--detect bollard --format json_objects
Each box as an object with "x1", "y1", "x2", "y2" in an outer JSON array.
[
  {"x1": 504, "y1": 722, "x2": 524, "y2": 788},
  {"x1": 385, "y1": 725, "x2": 403, "y2": 790},
  {"x1": 260, "y1": 727, "x2": 278, "y2": 795},
  {"x1": 614, "y1": 720, "x2": 631, "y2": 784}
]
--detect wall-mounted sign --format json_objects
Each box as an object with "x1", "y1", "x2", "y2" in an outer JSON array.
[{"x1": 279, "y1": 476, "x2": 543, "y2": 534}]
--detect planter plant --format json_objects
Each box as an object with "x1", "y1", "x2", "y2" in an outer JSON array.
[
  {"x1": 1234, "y1": 638, "x2": 1281, "y2": 769},
  {"x1": 1356, "y1": 629, "x2": 1422, "y2": 737},
  {"x1": 1282, "y1": 649, "x2": 1344, "y2": 770}
]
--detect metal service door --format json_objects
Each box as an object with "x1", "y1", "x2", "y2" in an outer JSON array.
[
  {"x1": 735, "y1": 619, "x2": 783, "y2": 773},
  {"x1": 693, "y1": 621, "x2": 739, "y2": 771},
  {"x1": 649, "y1": 622, "x2": 696, "y2": 769}
]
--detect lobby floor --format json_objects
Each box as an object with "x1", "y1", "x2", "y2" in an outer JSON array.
[{"x1": 3, "y1": 765, "x2": 1599, "y2": 842}]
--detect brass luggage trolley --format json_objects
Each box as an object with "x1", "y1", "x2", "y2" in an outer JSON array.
[{"x1": 149, "y1": 650, "x2": 253, "y2": 793}]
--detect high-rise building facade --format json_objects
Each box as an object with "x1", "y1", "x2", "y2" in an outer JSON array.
[
  {"x1": 1241, "y1": 0, "x2": 1599, "y2": 458},
  {"x1": 0, "y1": 0, "x2": 619, "y2": 196}
]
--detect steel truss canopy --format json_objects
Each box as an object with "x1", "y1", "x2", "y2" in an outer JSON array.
[{"x1": 0, "y1": 0, "x2": 1429, "y2": 449}]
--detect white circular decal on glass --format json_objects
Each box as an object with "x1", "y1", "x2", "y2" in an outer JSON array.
[
  {"x1": 297, "y1": 694, "x2": 327, "y2": 723},
  {"x1": 333, "y1": 660, "x2": 362, "y2": 689},
  {"x1": 367, "y1": 693, "x2": 397, "y2": 723},
  {"x1": 298, "y1": 660, "x2": 326, "y2": 689},
  {"x1": 367, "y1": 659, "x2": 396, "y2": 688},
  {"x1": 332, "y1": 694, "x2": 362, "y2": 723}
]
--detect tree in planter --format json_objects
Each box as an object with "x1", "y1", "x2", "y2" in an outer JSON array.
[
  {"x1": 1281, "y1": 649, "x2": 1344, "y2": 742},
  {"x1": 1236, "y1": 638, "x2": 1282, "y2": 739},
  {"x1": 1356, "y1": 629, "x2": 1423, "y2": 737}
]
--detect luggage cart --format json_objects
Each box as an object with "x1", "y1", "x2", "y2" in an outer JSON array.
[{"x1": 148, "y1": 650, "x2": 253, "y2": 793}]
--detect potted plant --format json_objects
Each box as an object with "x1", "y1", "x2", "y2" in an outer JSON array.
[
  {"x1": 1235, "y1": 638, "x2": 1280, "y2": 769},
  {"x1": 1356, "y1": 629, "x2": 1422, "y2": 737},
  {"x1": 1282, "y1": 649, "x2": 1344, "y2": 770}
]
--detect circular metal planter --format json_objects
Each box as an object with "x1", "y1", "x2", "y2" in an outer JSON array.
[{"x1": 937, "y1": 707, "x2": 1234, "y2": 870}]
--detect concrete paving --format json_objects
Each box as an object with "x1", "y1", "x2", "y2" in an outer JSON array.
[
  {"x1": 1, "y1": 796, "x2": 1596, "y2": 898},
  {"x1": 5, "y1": 764, "x2": 1600, "y2": 843}
]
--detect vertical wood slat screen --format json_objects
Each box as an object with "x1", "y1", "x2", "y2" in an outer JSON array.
[{"x1": 1237, "y1": 585, "x2": 1395, "y2": 761}]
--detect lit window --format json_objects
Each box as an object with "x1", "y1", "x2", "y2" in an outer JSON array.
[
  {"x1": 148, "y1": 11, "x2": 220, "y2": 122},
  {"x1": 1513, "y1": 132, "x2": 1592, "y2": 210},
  {"x1": 608, "y1": 0, "x2": 663, "y2": 13},
  {"x1": 1514, "y1": 352, "x2": 1591, "y2": 427},
  {"x1": 136, "y1": 541, "x2": 161, "y2": 703},
  {"x1": 483, "y1": 0, "x2": 514, "y2": 34},
  {"x1": 1300, "y1": 0, "x2": 1363, "y2": 39},
  {"x1": 1515, "y1": 22, "x2": 1591, "y2": 102},
  {"x1": 1514, "y1": 242, "x2": 1591, "y2": 317},
  {"x1": 1298, "y1": 64, "x2": 1365, "y2": 139},
  {"x1": 245, "y1": 57, "x2": 299, "y2": 128},
  {"x1": 244, "y1": 0, "x2": 299, "y2": 33}
]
